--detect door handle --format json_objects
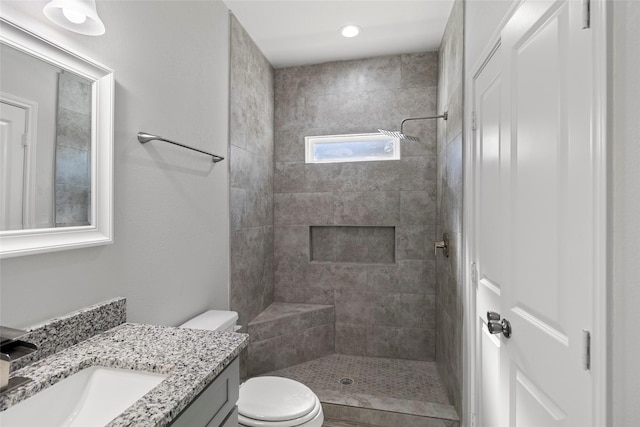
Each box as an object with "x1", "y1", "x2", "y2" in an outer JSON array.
[{"x1": 486, "y1": 311, "x2": 512, "y2": 338}]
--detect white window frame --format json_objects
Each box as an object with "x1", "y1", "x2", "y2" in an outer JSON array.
[{"x1": 304, "y1": 133, "x2": 400, "y2": 164}]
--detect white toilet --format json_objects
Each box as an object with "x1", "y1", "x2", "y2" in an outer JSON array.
[{"x1": 180, "y1": 310, "x2": 324, "y2": 427}]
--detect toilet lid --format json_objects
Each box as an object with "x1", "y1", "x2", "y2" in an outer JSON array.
[{"x1": 238, "y1": 377, "x2": 317, "y2": 421}]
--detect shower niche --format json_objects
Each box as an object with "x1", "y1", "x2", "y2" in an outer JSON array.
[{"x1": 309, "y1": 225, "x2": 395, "y2": 264}]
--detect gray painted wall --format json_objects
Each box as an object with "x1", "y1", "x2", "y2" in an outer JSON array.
[
  {"x1": 229, "y1": 15, "x2": 275, "y2": 330},
  {"x1": 436, "y1": 0, "x2": 463, "y2": 415},
  {"x1": 273, "y1": 53, "x2": 440, "y2": 361},
  {"x1": 0, "y1": 0, "x2": 231, "y2": 328},
  {"x1": 611, "y1": 2, "x2": 640, "y2": 425}
]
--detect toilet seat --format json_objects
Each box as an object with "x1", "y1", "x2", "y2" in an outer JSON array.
[
  {"x1": 238, "y1": 397, "x2": 321, "y2": 427},
  {"x1": 238, "y1": 377, "x2": 322, "y2": 427}
]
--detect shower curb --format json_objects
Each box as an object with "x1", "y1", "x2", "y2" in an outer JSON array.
[{"x1": 322, "y1": 401, "x2": 459, "y2": 427}]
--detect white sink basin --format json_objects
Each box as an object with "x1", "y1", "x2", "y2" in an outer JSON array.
[{"x1": 0, "y1": 366, "x2": 168, "y2": 427}]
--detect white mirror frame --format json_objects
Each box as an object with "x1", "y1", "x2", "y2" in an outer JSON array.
[{"x1": 0, "y1": 18, "x2": 114, "y2": 258}]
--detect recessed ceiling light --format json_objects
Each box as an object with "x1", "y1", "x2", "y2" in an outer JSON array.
[{"x1": 340, "y1": 25, "x2": 361, "y2": 38}]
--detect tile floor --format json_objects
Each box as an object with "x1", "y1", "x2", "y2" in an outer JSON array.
[
  {"x1": 264, "y1": 353, "x2": 459, "y2": 427},
  {"x1": 267, "y1": 353, "x2": 449, "y2": 404},
  {"x1": 322, "y1": 420, "x2": 378, "y2": 427}
]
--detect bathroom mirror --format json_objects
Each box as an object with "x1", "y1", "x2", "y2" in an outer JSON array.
[{"x1": 0, "y1": 18, "x2": 113, "y2": 258}]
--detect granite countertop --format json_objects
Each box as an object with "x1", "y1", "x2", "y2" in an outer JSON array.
[{"x1": 0, "y1": 323, "x2": 249, "y2": 426}]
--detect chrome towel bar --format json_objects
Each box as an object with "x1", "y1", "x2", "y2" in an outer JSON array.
[{"x1": 137, "y1": 132, "x2": 225, "y2": 163}]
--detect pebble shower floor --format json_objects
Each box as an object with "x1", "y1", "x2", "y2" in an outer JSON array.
[{"x1": 266, "y1": 353, "x2": 450, "y2": 405}]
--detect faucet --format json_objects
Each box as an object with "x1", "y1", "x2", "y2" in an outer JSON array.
[
  {"x1": 1, "y1": 326, "x2": 38, "y2": 393},
  {"x1": 1, "y1": 352, "x2": 10, "y2": 390}
]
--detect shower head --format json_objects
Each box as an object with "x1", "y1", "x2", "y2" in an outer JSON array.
[
  {"x1": 378, "y1": 112, "x2": 448, "y2": 143},
  {"x1": 377, "y1": 129, "x2": 421, "y2": 142}
]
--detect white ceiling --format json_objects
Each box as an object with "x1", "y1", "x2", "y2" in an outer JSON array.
[{"x1": 222, "y1": 0, "x2": 454, "y2": 68}]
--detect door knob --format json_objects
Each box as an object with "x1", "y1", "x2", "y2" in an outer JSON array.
[
  {"x1": 486, "y1": 311, "x2": 512, "y2": 338},
  {"x1": 486, "y1": 311, "x2": 500, "y2": 321},
  {"x1": 434, "y1": 233, "x2": 449, "y2": 257}
]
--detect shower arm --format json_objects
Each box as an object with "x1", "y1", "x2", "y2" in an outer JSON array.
[{"x1": 400, "y1": 112, "x2": 448, "y2": 134}]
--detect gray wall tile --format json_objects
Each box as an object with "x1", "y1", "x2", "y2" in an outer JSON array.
[
  {"x1": 401, "y1": 156, "x2": 437, "y2": 191},
  {"x1": 229, "y1": 16, "x2": 275, "y2": 330},
  {"x1": 249, "y1": 304, "x2": 334, "y2": 342},
  {"x1": 364, "y1": 162, "x2": 402, "y2": 192},
  {"x1": 372, "y1": 293, "x2": 436, "y2": 329},
  {"x1": 274, "y1": 285, "x2": 335, "y2": 305},
  {"x1": 332, "y1": 227, "x2": 368, "y2": 262},
  {"x1": 334, "y1": 191, "x2": 400, "y2": 225},
  {"x1": 274, "y1": 51, "x2": 440, "y2": 362},
  {"x1": 402, "y1": 51, "x2": 440, "y2": 89},
  {"x1": 306, "y1": 263, "x2": 369, "y2": 291},
  {"x1": 335, "y1": 323, "x2": 367, "y2": 355},
  {"x1": 310, "y1": 227, "x2": 337, "y2": 262},
  {"x1": 401, "y1": 191, "x2": 436, "y2": 226},
  {"x1": 325, "y1": 55, "x2": 403, "y2": 94},
  {"x1": 300, "y1": 323, "x2": 335, "y2": 361},
  {"x1": 367, "y1": 227, "x2": 396, "y2": 263},
  {"x1": 230, "y1": 187, "x2": 247, "y2": 232},
  {"x1": 274, "y1": 192, "x2": 334, "y2": 225},
  {"x1": 248, "y1": 333, "x2": 299, "y2": 375},
  {"x1": 334, "y1": 289, "x2": 374, "y2": 324},
  {"x1": 399, "y1": 121, "x2": 438, "y2": 158},
  {"x1": 248, "y1": 323, "x2": 334, "y2": 376},
  {"x1": 305, "y1": 163, "x2": 341, "y2": 192},
  {"x1": 274, "y1": 128, "x2": 305, "y2": 162},
  {"x1": 274, "y1": 225, "x2": 310, "y2": 262},
  {"x1": 230, "y1": 227, "x2": 274, "y2": 327},
  {"x1": 397, "y1": 225, "x2": 434, "y2": 260},
  {"x1": 436, "y1": 0, "x2": 464, "y2": 414},
  {"x1": 366, "y1": 325, "x2": 435, "y2": 361},
  {"x1": 310, "y1": 226, "x2": 396, "y2": 264},
  {"x1": 331, "y1": 163, "x2": 370, "y2": 192},
  {"x1": 275, "y1": 162, "x2": 306, "y2": 193}
]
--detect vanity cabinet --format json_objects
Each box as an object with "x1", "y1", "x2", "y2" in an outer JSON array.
[{"x1": 170, "y1": 358, "x2": 239, "y2": 427}]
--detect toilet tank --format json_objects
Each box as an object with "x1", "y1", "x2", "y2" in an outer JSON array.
[{"x1": 180, "y1": 310, "x2": 239, "y2": 333}]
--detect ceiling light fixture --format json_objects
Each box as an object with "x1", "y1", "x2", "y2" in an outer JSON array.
[
  {"x1": 340, "y1": 25, "x2": 361, "y2": 38},
  {"x1": 43, "y1": 0, "x2": 105, "y2": 36}
]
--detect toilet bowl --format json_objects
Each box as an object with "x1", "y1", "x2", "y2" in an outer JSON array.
[
  {"x1": 237, "y1": 376, "x2": 323, "y2": 427},
  {"x1": 180, "y1": 311, "x2": 324, "y2": 427}
]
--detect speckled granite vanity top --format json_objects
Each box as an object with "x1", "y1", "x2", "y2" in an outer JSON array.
[{"x1": 0, "y1": 322, "x2": 248, "y2": 426}]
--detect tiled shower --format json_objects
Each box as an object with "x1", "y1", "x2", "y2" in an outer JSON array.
[
  {"x1": 230, "y1": 0, "x2": 463, "y2": 423},
  {"x1": 272, "y1": 50, "x2": 439, "y2": 361}
]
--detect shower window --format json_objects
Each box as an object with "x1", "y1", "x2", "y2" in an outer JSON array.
[{"x1": 305, "y1": 133, "x2": 400, "y2": 164}]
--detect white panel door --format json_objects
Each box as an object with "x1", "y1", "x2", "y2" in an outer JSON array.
[
  {"x1": 474, "y1": 1, "x2": 597, "y2": 425},
  {"x1": 0, "y1": 101, "x2": 28, "y2": 230},
  {"x1": 474, "y1": 43, "x2": 503, "y2": 427}
]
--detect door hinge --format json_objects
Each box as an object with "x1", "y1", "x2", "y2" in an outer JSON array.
[
  {"x1": 472, "y1": 111, "x2": 477, "y2": 131},
  {"x1": 21, "y1": 133, "x2": 28, "y2": 147},
  {"x1": 582, "y1": 330, "x2": 591, "y2": 370},
  {"x1": 582, "y1": 0, "x2": 591, "y2": 29}
]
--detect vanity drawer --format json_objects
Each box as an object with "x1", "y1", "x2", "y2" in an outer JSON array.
[
  {"x1": 170, "y1": 357, "x2": 239, "y2": 427},
  {"x1": 215, "y1": 407, "x2": 238, "y2": 427}
]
